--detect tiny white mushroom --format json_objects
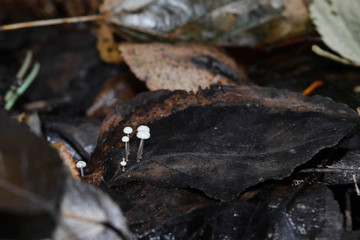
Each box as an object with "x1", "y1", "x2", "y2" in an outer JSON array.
[
  {"x1": 120, "y1": 158, "x2": 127, "y2": 171},
  {"x1": 136, "y1": 131, "x2": 150, "y2": 162},
  {"x1": 123, "y1": 126, "x2": 133, "y2": 154},
  {"x1": 76, "y1": 161, "x2": 87, "y2": 177},
  {"x1": 122, "y1": 136, "x2": 130, "y2": 161},
  {"x1": 137, "y1": 125, "x2": 150, "y2": 133}
]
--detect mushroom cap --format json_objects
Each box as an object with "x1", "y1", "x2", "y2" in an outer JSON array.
[
  {"x1": 137, "y1": 125, "x2": 150, "y2": 132},
  {"x1": 120, "y1": 160, "x2": 127, "y2": 166},
  {"x1": 76, "y1": 161, "x2": 87, "y2": 168},
  {"x1": 122, "y1": 136, "x2": 129, "y2": 142},
  {"x1": 123, "y1": 126, "x2": 133, "y2": 134},
  {"x1": 136, "y1": 131, "x2": 150, "y2": 139}
]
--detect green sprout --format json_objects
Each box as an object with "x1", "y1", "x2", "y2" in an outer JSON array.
[{"x1": 4, "y1": 51, "x2": 40, "y2": 111}]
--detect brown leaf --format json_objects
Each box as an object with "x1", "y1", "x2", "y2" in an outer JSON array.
[
  {"x1": 52, "y1": 142, "x2": 80, "y2": 180},
  {"x1": 97, "y1": 23, "x2": 123, "y2": 64},
  {"x1": 87, "y1": 72, "x2": 146, "y2": 119},
  {"x1": 119, "y1": 42, "x2": 246, "y2": 91}
]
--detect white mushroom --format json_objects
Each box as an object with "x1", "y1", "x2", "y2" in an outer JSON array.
[
  {"x1": 123, "y1": 126, "x2": 133, "y2": 155},
  {"x1": 76, "y1": 161, "x2": 87, "y2": 177},
  {"x1": 136, "y1": 130, "x2": 150, "y2": 162},
  {"x1": 120, "y1": 158, "x2": 127, "y2": 171},
  {"x1": 137, "y1": 125, "x2": 150, "y2": 133},
  {"x1": 122, "y1": 136, "x2": 130, "y2": 161}
]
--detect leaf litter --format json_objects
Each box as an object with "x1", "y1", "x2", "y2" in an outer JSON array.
[
  {"x1": 89, "y1": 86, "x2": 359, "y2": 236},
  {"x1": 0, "y1": 111, "x2": 131, "y2": 239},
  {"x1": 119, "y1": 42, "x2": 246, "y2": 91},
  {"x1": 2, "y1": 1, "x2": 360, "y2": 239}
]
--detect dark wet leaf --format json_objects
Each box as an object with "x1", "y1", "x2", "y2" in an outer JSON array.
[
  {"x1": 91, "y1": 86, "x2": 359, "y2": 201},
  {"x1": 321, "y1": 150, "x2": 360, "y2": 185},
  {"x1": 101, "y1": 0, "x2": 311, "y2": 46},
  {"x1": 0, "y1": 111, "x2": 131, "y2": 239},
  {"x1": 108, "y1": 182, "x2": 219, "y2": 233},
  {"x1": 342, "y1": 230, "x2": 360, "y2": 240},
  {"x1": 43, "y1": 117, "x2": 101, "y2": 162},
  {"x1": 0, "y1": 111, "x2": 63, "y2": 212},
  {"x1": 138, "y1": 185, "x2": 343, "y2": 240},
  {"x1": 54, "y1": 176, "x2": 131, "y2": 240},
  {"x1": 0, "y1": 110, "x2": 64, "y2": 238}
]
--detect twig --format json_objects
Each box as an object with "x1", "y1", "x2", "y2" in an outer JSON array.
[
  {"x1": 312, "y1": 45, "x2": 360, "y2": 67},
  {"x1": 0, "y1": 15, "x2": 103, "y2": 31},
  {"x1": 4, "y1": 62, "x2": 40, "y2": 111},
  {"x1": 344, "y1": 190, "x2": 353, "y2": 230},
  {"x1": 4, "y1": 51, "x2": 41, "y2": 111},
  {"x1": 352, "y1": 175, "x2": 360, "y2": 196},
  {"x1": 300, "y1": 166, "x2": 360, "y2": 174}
]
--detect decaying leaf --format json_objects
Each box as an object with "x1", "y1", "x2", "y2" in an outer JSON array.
[
  {"x1": 320, "y1": 150, "x2": 360, "y2": 185},
  {"x1": 87, "y1": 72, "x2": 146, "y2": 119},
  {"x1": 138, "y1": 185, "x2": 343, "y2": 239},
  {"x1": 0, "y1": 111, "x2": 130, "y2": 239},
  {"x1": 310, "y1": 0, "x2": 360, "y2": 66},
  {"x1": 96, "y1": 23, "x2": 123, "y2": 64},
  {"x1": 111, "y1": 182, "x2": 219, "y2": 233},
  {"x1": 0, "y1": 110, "x2": 63, "y2": 213},
  {"x1": 54, "y1": 176, "x2": 131, "y2": 240},
  {"x1": 0, "y1": 110, "x2": 64, "y2": 238},
  {"x1": 90, "y1": 86, "x2": 359, "y2": 202},
  {"x1": 52, "y1": 141, "x2": 80, "y2": 180},
  {"x1": 119, "y1": 43, "x2": 245, "y2": 91},
  {"x1": 101, "y1": 0, "x2": 311, "y2": 46},
  {"x1": 43, "y1": 117, "x2": 101, "y2": 162}
]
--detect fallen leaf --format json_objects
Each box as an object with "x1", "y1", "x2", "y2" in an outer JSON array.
[
  {"x1": 90, "y1": 86, "x2": 359, "y2": 201},
  {"x1": 0, "y1": 110, "x2": 64, "y2": 238},
  {"x1": 119, "y1": 42, "x2": 246, "y2": 91},
  {"x1": 87, "y1": 72, "x2": 147, "y2": 119},
  {"x1": 101, "y1": 0, "x2": 311, "y2": 46},
  {"x1": 54, "y1": 176, "x2": 131, "y2": 240},
  {"x1": 310, "y1": 0, "x2": 360, "y2": 65},
  {"x1": 0, "y1": 111, "x2": 130, "y2": 239},
  {"x1": 96, "y1": 23, "x2": 123, "y2": 64},
  {"x1": 52, "y1": 141, "x2": 80, "y2": 180},
  {"x1": 138, "y1": 185, "x2": 343, "y2": 239}
]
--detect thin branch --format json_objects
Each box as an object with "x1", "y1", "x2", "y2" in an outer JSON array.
[{"x1": 0, "y1": 15, "x2": 104, "y2": 31}]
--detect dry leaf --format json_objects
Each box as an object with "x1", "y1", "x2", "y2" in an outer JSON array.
[
  {"x1": 52, "y1": 142, "x2": 80, "y2": 180},
  {"x1": 101, "y1": 0, "x2": 312, "y2": 46},
  {"x1": 97, "y1": 23, "x2": 123, "y2": 64},
  {"x1": 119, "y1": 42, "x2": 246, "y2": 91},
  {"x1": 310, "y1": 0, "x2": 360, "y2": 66}
]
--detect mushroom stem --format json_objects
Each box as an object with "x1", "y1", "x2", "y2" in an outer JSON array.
[
  {"x1": 137, "y1": 139, "x2": 144, "y2": 162},
  {"x1": 125, "y1": 142, "x2": 129, "y2": 161},
  {"x1": 126, "y1": 138, "x2": 130, "y2": 155},
  {"x1": 76, "y1": 161, "x2": 87, "y2": 177},
  {"x1": 120, "y1": 158, "x2": 127, "y2": 171}
]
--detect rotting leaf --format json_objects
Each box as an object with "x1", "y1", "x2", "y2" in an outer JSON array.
[
  {"x1": 319, "y1": 150, "x2": 360, "y2": 185},
  {"x1": 119, "y1": 43, "x2": 246, "y2": 91},
  {"x1": 90, "y1": 86, "x2": 359, "y2": 202},
  {"x1": 0, "y1": 110, "x2": 64, "y2": 238},
  {"x1": 108, "y1": 182, "x2": 219, "y2": 233},
  {"x1": 101, "y1": 0, "x2": 311, "y2": 46},
  {"x1": 310, "y1": 0, "x2": 360, "y2": 66},
  {"x1": 54, "y1": 176, "x2": 131, "y2": 240},
  {"x1": 0, "y1": 111, "x2": 131, "y2": 239},
  {"x1": 43, "y1": 116, "x2": 101, "y2": 163},
  {"x1": 86, "y1": 72, "x2": 147, "y2": 119},
  {"x1": 137, "y1": 185, "x2": 343, "y2": 239}
]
